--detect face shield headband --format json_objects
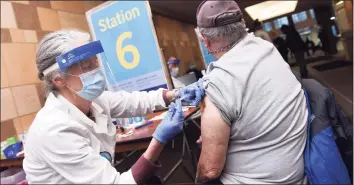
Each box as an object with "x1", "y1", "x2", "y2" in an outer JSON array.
[
  {"x1": 167, "y1": 59, "x2": 180, "y2": 65},
  {"x1": 42, "y1": 40, "x2": 104, "y2": 76}
]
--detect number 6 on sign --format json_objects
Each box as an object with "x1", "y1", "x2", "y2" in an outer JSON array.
[{"x1": 116, "y1": 32, "x2": 140, "y2": 69}]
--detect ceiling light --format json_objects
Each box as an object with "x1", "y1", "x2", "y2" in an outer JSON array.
[
  {"x1": 330, "y1": 16, "x2": 336, "y2": 20},
  {"x1": 336, "y1": 1, "x2": 344, "y2": 5},
  {"x1": 245, "y1": 1, "x2": 298, "y2": 21}
]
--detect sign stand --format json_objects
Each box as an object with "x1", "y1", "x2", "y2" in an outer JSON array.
[{"x1": 86, "y1": 1, "x2": 173, "y2": 92}]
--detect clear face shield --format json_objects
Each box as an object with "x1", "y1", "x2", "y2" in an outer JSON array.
[
  {"x1": 42, "y1": 41, "x2": 108, "y2": 101},
  {"x1": 167, "y1": 58, "x2": 180, "y2": 77},
  {"x1": 66, "y1": 56, "x2": 100, "y2": 76}
]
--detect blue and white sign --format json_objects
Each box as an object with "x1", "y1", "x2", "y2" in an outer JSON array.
[
  {"x1": 87, "y1": 1, "x2": 168, "y2": 92},
  {"x1": 194, "y1": 28, "x2": 215, "y2": 67}
]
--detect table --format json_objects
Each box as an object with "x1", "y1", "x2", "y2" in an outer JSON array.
[
  {"x1": 115, "y1": 107, "x2": 199, "y2": 152},
  {"x1": 0, "y1": 107, "x2": 199, "y2": 169},
  {"x1": 115, "y1": 107, "x2": 200, "y2": 182}
]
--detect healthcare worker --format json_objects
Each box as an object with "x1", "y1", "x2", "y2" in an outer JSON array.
[
  {"x1": 167, "y1": 57, "x2": 185, "y2": 89},
  {"x1": 23, "y1": 30, "x2": 204, "y2": 184}
]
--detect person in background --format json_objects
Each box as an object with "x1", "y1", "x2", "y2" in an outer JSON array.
[
  {"x1": 167, "y1": 57, "x2": 185, "y2": 88},
  {"x1": 253, "y1": 19, "x2": 272, "y2": 43},
  {"x1": 272, "y1": 34, "x2": 289, "y2": 62},
  {"x1": 318, "y1": 25, "x2": 338, "y2": 56},
  {"x1": 305, "y1": 37, "x2": 315, "y2": 57},
  {"x1": 281, "y1": 24, "x2": 308, "y2": 78},
  {"x1": 195, "y1": 0, "x2": 308, "y2": 184},
  {"x1": 23, "y1": 30, "x2": 205, "y2": 184}
]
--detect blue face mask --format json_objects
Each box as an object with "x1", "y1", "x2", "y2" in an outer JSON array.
[{"x1": 67, "y1": 68, "x2": 106, "y2": 101}]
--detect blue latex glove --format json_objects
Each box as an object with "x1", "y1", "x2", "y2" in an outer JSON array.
[
  {"x1": 153, "y1": 99, "x2": 184, "y2": 144},
  {"x1": 178, "y1": 79, "x2": 205, "y2": 106}
]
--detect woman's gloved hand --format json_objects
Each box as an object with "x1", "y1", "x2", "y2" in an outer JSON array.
[
  {"x1": 178, "y1": 79, "x2": 205, "y2": 106},
  {"x1": 153, "y1": 99, "x2": 184, "y2": 144}
]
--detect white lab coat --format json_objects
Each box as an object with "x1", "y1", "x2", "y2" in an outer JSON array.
[{"x1": 23, "y1": 90, "x2": 167, "y2": 184}]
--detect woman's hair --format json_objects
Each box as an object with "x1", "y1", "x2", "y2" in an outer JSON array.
[{"x1": 36, "y1": 30, "x2": 90, "y2": 96}]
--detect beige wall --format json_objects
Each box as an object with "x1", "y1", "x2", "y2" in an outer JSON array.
[
  {"x1": 334, "y1": 0, "x2": 353, "y2": 60},
  {"x1": 0, "y1": 1, "x2": 203, "y2": 141},
  {"x1": 344, "y1": 1, "x2": 353, "y2": 30},
  {"x1": 153, "y1": 15, "x2": 205, "y2": 75}
]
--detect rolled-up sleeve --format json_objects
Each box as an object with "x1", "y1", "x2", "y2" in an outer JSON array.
[
  {"x1": 203, "y1": 68, "x2": 241, "y2": 126},
  {"x1": 131, "y1": 156, "x2": 161, "y2": 184},
  {"x1": 40, "y1": 123, "x2": 137, "y2": 184},
  {"x1": 100, "y1": 89, "x2": 167, "y2": 118}
]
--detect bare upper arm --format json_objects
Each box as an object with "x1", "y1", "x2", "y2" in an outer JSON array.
[{"x1": 197, "y1": 96, "x2": 230, "y2": 181}]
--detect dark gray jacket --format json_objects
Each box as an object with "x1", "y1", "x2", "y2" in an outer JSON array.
[{"x1": 293, "y1": 71, "x2": 353, "y2": 181}]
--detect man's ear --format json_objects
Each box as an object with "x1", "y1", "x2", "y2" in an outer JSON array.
[{"x1": 201, "y1": 35, "x2": 211, "y2": 51}]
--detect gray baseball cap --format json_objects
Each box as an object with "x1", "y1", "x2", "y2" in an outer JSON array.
[{"x1": 196, "y1": 0, "x2": 243, "y2": 28}]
